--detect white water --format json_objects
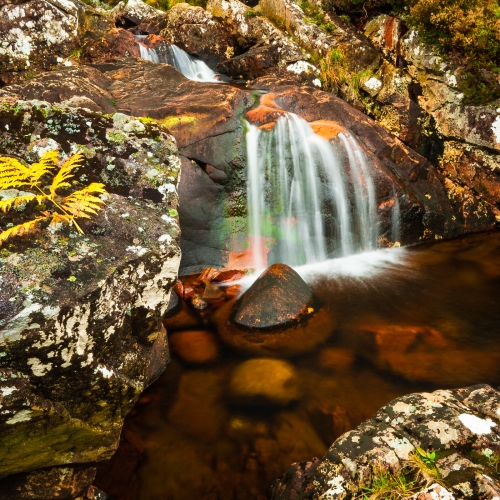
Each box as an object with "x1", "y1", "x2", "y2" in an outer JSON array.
[
  {"x1": 246, "y1": 113, "x2": 394, "y2": 272},
  {"x1": 135, "y1": 36, "x2": 219, "y2": 83}
]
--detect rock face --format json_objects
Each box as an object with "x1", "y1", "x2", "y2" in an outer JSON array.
[
  {"x1": 271, "y1": 384, "x2": 500, "y2": 500},
  {"x1": 0, "y1": 100, "x2": 181, "y2": 487},
  {"x1": 233, "y1": 264, "x2": 313, "y2": 329}
]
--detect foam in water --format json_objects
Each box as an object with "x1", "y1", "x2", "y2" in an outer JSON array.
[
  {"x1": 246, "y1": 113, "x2": 394, "y2": 272},
  {"x1": 135, "y1": 36, "x2": 219, "y2": 83}
]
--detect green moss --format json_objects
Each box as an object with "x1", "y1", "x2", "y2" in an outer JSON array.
[
  {"x1": 157, "y1": 116, "x2": 197, "y2": 129},
  {"x1": 300, "y1": 0, "x2": 336, "y2": 33},
  {"x1": 106, "y1": 130, "x2": 127, "y2": 144}
]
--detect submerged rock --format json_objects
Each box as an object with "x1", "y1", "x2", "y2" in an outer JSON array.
[
  {"x1": 169, "y1": 330, "x2": 219, "y2": 364},
  {"x1": 272, "y1": 384, "x2": 500, "y2": 500},
  {"x1": 234, "y1": 264, "x2": 313, "y2": 329},
  {"x1": 229, "y1": 358, "x2": 302, "y2": 406},
  {"x1": 0, "y1": 100, "x2": 181, "y2": 484}
]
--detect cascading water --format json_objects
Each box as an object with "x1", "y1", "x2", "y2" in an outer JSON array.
[
  {"x1": 246, "y1": 113, "x2": 389, "y2": 272},
  {"x1": 135, "y1": 35, "x2": 219, "y2": 83}
]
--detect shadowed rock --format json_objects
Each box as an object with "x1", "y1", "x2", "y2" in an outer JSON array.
[{"x1": 233, "y1": 264, "x2": 313, "y2": 329}]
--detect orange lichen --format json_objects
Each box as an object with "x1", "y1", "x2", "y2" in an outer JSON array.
[{"x1": 310, "y1": 120, "x2": 346, "y2": 140}]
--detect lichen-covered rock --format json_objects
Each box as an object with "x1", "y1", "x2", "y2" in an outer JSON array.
[
  {"x1": 0, "y1": 100, "x2": 181, "y2": 484},
  {"x1": 206, "y1": 0, "x2": 309, "y2": 72},
  {"x1": 161, "y1": 3, "x2": 237, "y2": 67},
  {"x1": 80, "y1": 27, "x2": 141, "y2": 64},
  {"x1": 111, "y1": 0, "x2": 165, "y2": 27},
  {"x1": 271, "y1": 384, "x2": 500, "y2": 500}
]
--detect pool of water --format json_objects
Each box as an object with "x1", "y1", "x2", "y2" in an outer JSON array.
[{"x1": 95, "y1": 231, "x2": 500, "y2": 499}]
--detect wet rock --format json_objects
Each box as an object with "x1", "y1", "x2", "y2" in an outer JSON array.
[
  {"x1": 169, "y1": 330, "x2": 219, "y2": 364},
  {"x1": 229, "y1": 358, "x2": 302, "y2": 406},
  {"x1": 234, "y1": 264, "x2": 313, "y2": 329},
  {"x1": 201, "y1": 281, "x2": 225, "y2": 302},
  {"x1": 161, "y1": 3, "x2": 237, "y2": 67},
  {"x1": 343, "y1": 322, "x2": 500, "y2": 385},
  {"x1": 0, "y1": 100, "x2": 180, "y2": 479},
  {"x1": 317, "y1": 347, "x2": 355, "y2": 372},
  {"x1": 163, "y1": 295, "x2": 202, "y2": 332},
  {"x1": 167, "y1": 371, "x2": 227, "y2": 442},
  {"x1": 0, "y1": 464, "x2": 97, "y2": 499},
  {"x1": 81, "y1": 28, "x2": 141, "y2": 63},
  {"x1": 271, "y1": 384, "x2": 500, "y2": 500}
]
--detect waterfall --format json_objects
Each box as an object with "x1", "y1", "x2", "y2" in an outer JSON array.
[
  {"x1": 246, "y1": 113, "x2": 385, "y2": 272},
  {"x1": 135, "y1": 35, "x2": 219, "y2": 83}
]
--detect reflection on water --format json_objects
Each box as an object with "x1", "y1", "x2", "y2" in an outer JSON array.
[{"x1": 96, "y1": 231, "x2": 500, "y2": 500}]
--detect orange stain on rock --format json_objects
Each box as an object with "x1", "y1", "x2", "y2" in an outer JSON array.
[
  {"x1": 246, "y1": 92, "x2": 286, "y2": 127},
  {"x1": 310, "y1": 120, "x2": 346, "y2": 140}
]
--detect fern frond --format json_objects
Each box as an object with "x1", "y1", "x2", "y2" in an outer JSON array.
[
  {"x1": 61, "y1": 183, "x2": 107, "y2": 219},
  {"x1": 0, "y1": 194, "x2": 36, "y2": 213},
  {"x1": 28, "y1": 150, "x2": 59, "y2": 186},
  {"x1": 49, "y1": 212, "x2": 73, "y2": 228},
  {"x1": 0, "y1": 157, "x2": 31, "y2": 190},
  {"x1": 50, "y1": 152, "x2": 85, "y2": 195},
  {"x1": 0, "y1": 216, "x2": 48, "y2": 246}
]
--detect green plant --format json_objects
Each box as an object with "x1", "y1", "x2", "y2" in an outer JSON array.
[
  {"x1": 300, "y1": 0, "x2": 336, "y2": 33},
  {"x1": 407, "y1": 447, "x2": 442, "y2": 484},
  {"x1": 362, "y1": 464, "x2": 418, "y2": 500},
  {"x1": 245, "y1": 9, "x2": 259, "y2": 17},
  {"x1": 0, "y1": 151, "x2": 107, "y2": 245},
  {"x1": 69, "y1": 49, "x2": 82, "y2": 61}
]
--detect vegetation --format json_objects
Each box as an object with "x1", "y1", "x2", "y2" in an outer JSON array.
[
  {"x1": 299, "y1": 0, "x2": 336, "y2": 32},
  {"x1": 362, "y1": 464, "x2": 418, "y2": 500},
  {"x1": 323, "y1": 0, "x2": 500, "y2": 104},
  {"x1": 0, "y1": 151, "x2": 107, "y2": 246},
  {"x1": 144, "y1": 0, "x2": 207, "y2": 11}
]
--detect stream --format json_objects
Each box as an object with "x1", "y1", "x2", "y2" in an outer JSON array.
[{"x1": 95, "y1": 231, "x2": 500, "y2": 499}]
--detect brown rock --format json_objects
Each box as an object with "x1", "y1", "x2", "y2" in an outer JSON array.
[
  {"x1": 233, "y1": 264, "x2": 313, "y2": 329},
  {"x1": 167, "y1": 371, "x2": 227, "y2": 442},
  {"x1": 169, "y1": 330, "x2": 219, "y2": 364},
  {"x1": 317, "y1": 348, "x2": 355, "y2": 372},
  {"x1": 81, "y1": 28, "x2": 141, "y2": 64},
  {"x1": 229, "y1": 358, "x2": 302, "y2": 406},
  {"x1": 202, "y1": 281, "x2": 225, "y2": 302},
  {"x1": 163, "y1": 298, "x2": 202, "y2": 332}
]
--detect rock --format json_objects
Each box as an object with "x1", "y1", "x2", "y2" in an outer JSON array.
[
  {"x1": 169, "y1": 330, "x2": 219, "y2": 364},
  {"x1": 233, "y1": 264, "x2": 313, "y2": 329},
  {"x1": 112, "y1": 0, "x2": 165, "y2": 27},
  {"x1": 213, "y1": 299, "x2": 331, "y2": 357},
  {"x1": 167, "y1": 370, "x2": 227, "y2": 442},
  {"x1": 0, "y1": 100, "x2": 181, "y2": 479},
  {"x1": 271, "y1": 384, "x2": 500, "y2": 500},
  {"x1": 201, "y1": 281, "x2": 225, "y2": 302},
  {"x1": 206, "y1": 0, "x2": 308, "y2": 68},
  {"x1": 317, "y1": 347, "x2": 355, "y2": 372},
  {"x1": 342, "y1": 322, "x2": 500, "y2": 385},
  {"x1": 0, "y1": 0, "x2": 82, "y2": 77},
  {"x1": 217, "y1": 36, "x2": 305, "y2": 80},
  {"x1": 161, "y1": 3, "x2": 237, "y2": 67},
  {"x1": 229, "y1": 358, "x2": 302, "y2": 406},
  {"x1": 0, "y1": 464, "x2": 97, "y2": 499},
  {"x1": 81, "y1": 28, "x2": 141, "y2": 63},
  {"x1": 163, "y1": 295, "x2": 202, "y2": 332}
]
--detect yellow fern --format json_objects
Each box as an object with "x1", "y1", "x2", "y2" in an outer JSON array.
[
  {"x1": 0, "y1": 217, "x2": 48, "y2": 246},
  {"x1": 50, "y1": 152, "x2": 84, "y2": 196},
  {"x1": 61, "y1": 183, "x2": 107, "y2": 219},
  {"x1": 0, "y1": 194, "x2": 37, "y2": 213},
  {"x1": 0, "y1": 150, "x2": 108, "y2": 246},
  {"x1": 0, "y1": 157, "x2": 31, "y2": 190}
]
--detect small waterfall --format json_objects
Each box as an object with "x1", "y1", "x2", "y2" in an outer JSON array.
[
  {"x1": 135, "y1": 35, "x2": 219, "y2": 83},
  {"x1": 246, "y1": 113, "x2": 386, "y2": 272}
]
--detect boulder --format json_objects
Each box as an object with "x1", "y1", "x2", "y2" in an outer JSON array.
[
  {"x1": 168, "y1": 329, "x2": 219, "y2": 364},
  {"x1": 233, "y1": 264, "x2": 313, "y2": 329},
  {"x1": 271, "y1": 384, "x2": 500, "y2": 500},
  {"x1": 81, "y1": 28, "x2": 141, "y2": 64},
  {"x1": 111, "y1": 0, "x2": 165, "y2": 27},
  {"x1": 0, "y1": 100, "x2": 181, "y2": 484},
  {"x1": 161, "y1": 3, "x2": 237, "y2": 67},
  {"x1": 229, "y1": 358, "x2": 302, "y2": 406}
]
